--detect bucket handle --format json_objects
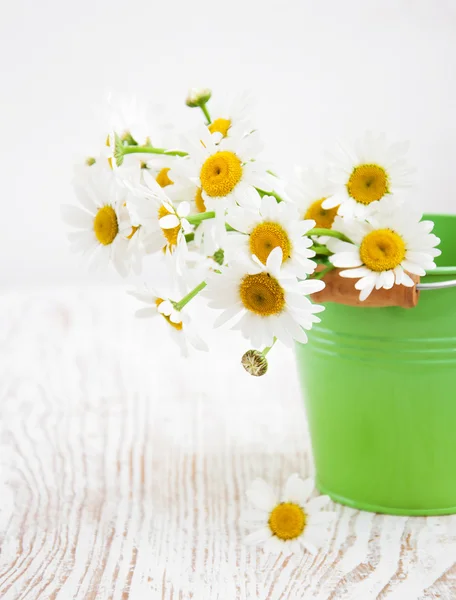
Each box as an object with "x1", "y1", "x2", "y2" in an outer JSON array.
[{"x1": 417, "y1": 279, "x2": 456, "y2": 290}]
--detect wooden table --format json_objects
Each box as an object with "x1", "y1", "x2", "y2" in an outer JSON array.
[{"x1": 1, "y1": 288, "x2": 455, "y2": 599}]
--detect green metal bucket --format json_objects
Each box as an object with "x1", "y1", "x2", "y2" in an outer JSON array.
[{"x1": 296, "y1": 214, "x2": 456, "y2": 515}]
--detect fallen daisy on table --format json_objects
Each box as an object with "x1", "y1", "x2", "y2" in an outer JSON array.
[{"x1": 242, "y1": 474, "x2": 337, "y2": 555}]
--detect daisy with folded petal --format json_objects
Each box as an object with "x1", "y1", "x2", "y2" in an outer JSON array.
[
  {"x1": 179, "y1": 125, "x2": 273, "y2": 221},
  {"x1": 205, "y1": 247, "x2": 325, "y2": 348},
  {"x1": 287, "y1": 167, "x2": 338, "y2": 230},
  {"x1": 62, "y1": 170, "x2": 136, "y2": 276},
  {"x1": 328, "y1": 199, "x2": 441, "y2": 301},
  {"x1": 226, "y1": 190, "x2": 317, "y2": 279},
  {"x1": 207, "y1": 92, "x2": 254, "y2": 141},
  {"x1": 125, "y1": 170, "x2": 193, "y2": 272},
  {"x1": 128, "y1": 287, "x2": 208, "y2": 356},
  {"x1": 242, "y1": 474, "x2": 336, "y2": 555},
  {"x1": 324, "y1": 132, "x2": 412, "y2": 218}
]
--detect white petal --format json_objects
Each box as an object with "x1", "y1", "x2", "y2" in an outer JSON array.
[
  {"x1": 283, "y1": 474, "x2": 314, "y2": 505},
  {"x1": 266, "y1": 246, "x2": 283, "y2": 276},
  {"x1": 159, "y1": 214, "x2": 180, "y2": 229},
  {"x1": 61, "y1": 204, "x2": 93, "y2": 229},
  {"x1": 157, "y1": 300, "x2": 173, "y2": 316},
  {"x1": 214, "y1": 304, "x2": 243, "y2": 327},
  {"x1": 307, "y1": 511, "x2": 338, "y2": 525},
  {"x1": 246, "y1": 479, "x2": 277, "y2": 511},
  {"x1": 359, "y1": 283, "x2": 375, "y2": 301},
  {"x1": 331, "y1": 252, "x2": 363, "y2": 268},
  {"x1": 401, "y1": 260, "x2": 425, "y2": 276},
  {"x1": 177, "y1": 201, "x2": 190, "y2": 217},
  {"x1": 240, "y1": 508, "x2": 269, "y2": 525},
  {"x1": 306, "y1": 495, "x2": 331, "y2": 514},
  {"x1": 339, "y1": 266, "x2": 371, "y2": 279},
  {"x1": 244, "y1": 527, "x2": 272, "y2": 546}
]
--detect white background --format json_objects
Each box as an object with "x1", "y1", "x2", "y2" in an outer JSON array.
[{"x1": 1, "y1": 0, "x2": 456, "y2": 286}]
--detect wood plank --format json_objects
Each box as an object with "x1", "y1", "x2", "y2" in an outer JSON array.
[{"x1": 0, "y1": 288, "x2": 455, "y2": 599}]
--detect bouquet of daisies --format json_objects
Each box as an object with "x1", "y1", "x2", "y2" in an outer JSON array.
[{"x1": 63, "y1": 89, "x2": 441, "y2": 375}]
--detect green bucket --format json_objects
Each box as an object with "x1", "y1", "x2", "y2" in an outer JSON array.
[{"x1": 296, "y1": 214, "x2": 456, "y2": 515}]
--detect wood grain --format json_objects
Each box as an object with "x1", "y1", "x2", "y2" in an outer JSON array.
[{"x1": 0, "y1": 288, "x2": 455, "y2": 600}]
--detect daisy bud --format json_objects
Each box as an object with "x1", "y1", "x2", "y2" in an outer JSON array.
[
  {"x1": 85, "y1": 157, "x2": 96, "y2": 166},
  {"x1": 241, "y1": 350, "x2": 268, "y2": 377},
  {"x1": 213, "y1": 248, "x2": 225, "y2": 266},
  {"x1": 186, "y1": 87, "x2": 212, "y2": 108}
]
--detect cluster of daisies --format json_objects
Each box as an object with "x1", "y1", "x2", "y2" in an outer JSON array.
[{"x1": 63, "y1": 88, "x2": 441, "y2": 373}]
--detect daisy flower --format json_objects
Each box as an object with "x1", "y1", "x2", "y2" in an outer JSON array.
[
  {"x1": 225, "y1": 190, "x2": 317, "y2": 279},
  {"x1": 128, "y1": 288, "x2": 208, "y2": 356},
  {"x1": 177, "y1": 125, "x2": 273, "y2": 221},
  {"x1": 62, "y1": 170, "x2": 137, "y2": 276},
  {"x1": 243, "y1": 474, "x2": 336, "y2": 555},
  {"x1": 124, "y1": 170, "x2": 193, "y2": 273},
  {"x1": 205, "y1": 247, "x2": 325, "y2": 348},
  {"x1": 324, "y1": 132, "x2": 412, "y2": 218},
  {"x1": 328, "y1": 199, "x2": 441, "y2": 301},
  {"x1": 286, "y1": 167, "x2": 338, "y2": 229},
  {"x1": 206, "y1": 91, "x2": 254, "y2": 141}
]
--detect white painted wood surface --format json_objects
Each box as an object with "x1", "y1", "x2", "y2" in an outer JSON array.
[{"x1": 1, "y1": 288, "x2": 456, "y2": 600}]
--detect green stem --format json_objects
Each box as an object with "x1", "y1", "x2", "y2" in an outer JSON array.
[
  {"x1": 185, "y1": 232, "x2": 195, "y2": 243},
  {"x1": 311, "y1": 245, "x2": 332, "y2": 256},
  {"x1": 186, "y1": 211, "x2": 216, "y2": 225},
  {"x1": 312, "y1": 265, "x2": 335, "y2": 280},
  {"x1": 174, "y1": 281, "x2": 207, "y2": 311},
  {"x1": 307, "y1": 228, "x2": 353, "y2": 243},
  {"x1": 256, "y1": 187, "x2": 284, "y2": 203},
  {"x1": 262, "y1": 337, "x2": 277, "y2": 356},
  {"x1": 122, "y1": 145, "x2": 188, "y2": 158},
  {"x1": 199, "y1": 103, "x2": 211, "y2": 124}
]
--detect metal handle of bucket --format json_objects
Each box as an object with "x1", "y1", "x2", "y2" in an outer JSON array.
[{"x1": 417, "y1": 279, "x2": 456, "y2": 290}]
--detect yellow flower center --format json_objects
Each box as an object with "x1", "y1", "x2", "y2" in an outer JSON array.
[
  {"x1": 156, "y1": 167, "x2": 174, "y2": 188},
  {"x1": 158, "y1": 205, "x2": 180, "y2": 248},
  {"x1": 360, "y1": 228, "x2": 406, "y2": 272},
  {"x1": 195, "y1": 187, "x2": 207, "y2": 213},
  {"x1": 346, "y1": 164, "x2": 389, "y2": 205},
  {"x1": 268, "y1": 502, "x2": 307, "y2": 540},
  {"x1": 208, "y1": 118, "x2": 232, "y2": 138},
  {"x1": 304, "y1": 198, "x2": 339, "y2": 229},
  {"x1": 155, "y1": 298, "x2": 183, "y2": 331},
  {"x1": 200, "y1": 151, "x2": 242, "y2": 198},
  {"x1": 93, "y1": 206, "x2": 118, "y2": 246},
  {"x1": 249, "y1": 222, "x2": 291, "y2": 265},
  {"x1": 239, "y1": 273, "x2": 285, "y2": 316}
]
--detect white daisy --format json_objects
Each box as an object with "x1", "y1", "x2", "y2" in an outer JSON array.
[
  {"x1": 128, "y1": 288, "x2": 208, "y2": 356},
  {"x1": 328, "y1": 199, "x2": 441, "y2": 301},
  {"x1": 124, "y1": 170, "x2": 193, "y2": 273},
  {"x1": 242, "y1": 474, "x2": 336, "y2": 555},
  {"x1": 205, "y1": 247, "x2": 325, "y2": 348},
  {"x1": 62, "y1": 169, "x2": 136, "y2": 276},
  {"x1": 323, "y1": 132, "x2": 412, "y2": 218},
  {"x1": 178, "y1": 125, "x2": 273, "y2": 220},
  {"x1": 225, "y1": 190, "x2": 317, "y2": 279},
  {"x1": 207, "y1": 91, "x2": 254, "y2": 141},
  {"x1": 103, "y1": 92, "x2": 176, "y2": 147},
  {"x1": 286, "y1": 167, "x2": 338, "y2": 230}
]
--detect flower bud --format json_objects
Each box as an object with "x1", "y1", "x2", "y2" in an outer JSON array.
[
  {"x1": 241, "y1": 350, "x2": 268, "y2": 377},
  {"x1": 186, "y1": 88, "x2": 212, "y2": 108},
  {"x1": 213, "y1": 249, "x2": 225, "y2": 266}
]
